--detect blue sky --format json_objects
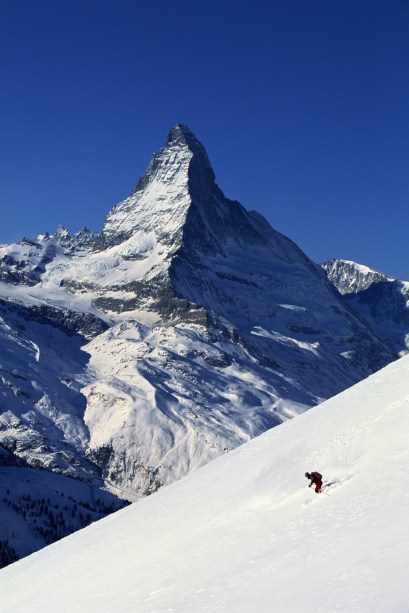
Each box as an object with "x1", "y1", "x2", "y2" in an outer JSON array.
[{"x1": 1, "y1": 0, "x2": 408, "y2": 278}]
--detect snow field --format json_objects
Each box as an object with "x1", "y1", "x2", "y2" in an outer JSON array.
[{"x1": 1, "y1": 355, "x2": 409, "y2": 611}]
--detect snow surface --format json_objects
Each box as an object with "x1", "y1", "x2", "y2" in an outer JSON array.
[{"x1": 2, "y1": 353, "x2": 409, "y2": 612}]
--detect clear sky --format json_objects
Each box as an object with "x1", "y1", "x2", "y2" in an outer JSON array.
[{"x1": 1, "y1": 0, "x2": 408, "y2": 278}]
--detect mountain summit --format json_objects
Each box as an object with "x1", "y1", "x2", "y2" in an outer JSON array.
[
  {"x1": 165, "y1": 123, "x2": 215, "y2": 181},
  {"x1": 100, "y1": 124, "x2": 214, "y2": 251},
  {"x1": 95, "y1": 126, "x2": 330, "y2": 326}
]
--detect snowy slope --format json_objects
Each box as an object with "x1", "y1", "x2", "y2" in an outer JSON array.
[{"x1": 2, "y1": 354, "x2": 409, "y2": 612}]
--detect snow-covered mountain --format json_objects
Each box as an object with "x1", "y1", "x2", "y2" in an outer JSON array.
[
  {"x1": 324, "y1": 258, "x2": 409, "y2": 355},
  {"x1": 0, "y1": 126, "x2": 401, "y2": 563},
  {"x1": 2, "y1": 353, "x2": 409, "y2": 612},
  {"x1": 323, "y1": 258, "x2": 389, "y2": 294}
]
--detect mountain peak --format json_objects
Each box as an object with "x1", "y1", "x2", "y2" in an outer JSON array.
[
  {"x1": 323, "y1": 258, "x2": 388, "y2": 295},
  {"x1": 166, "y1": 123, "x2": 195, "y2": 146},
  {"x1": 164, "y1": 124, "x2": 215, "y2": 183},
  {"x1": 99, "y1": 125, "x2": 216, "y2": 248}
]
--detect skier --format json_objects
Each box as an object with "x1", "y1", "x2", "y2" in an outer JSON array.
[{"x1": 305, "y1": 471, "x2": 323, "y2": 493}]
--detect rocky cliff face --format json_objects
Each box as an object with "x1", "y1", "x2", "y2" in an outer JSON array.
[{"x1": 0, "y1": 126, "x2": 399, "y2": 512}]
